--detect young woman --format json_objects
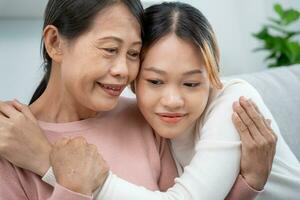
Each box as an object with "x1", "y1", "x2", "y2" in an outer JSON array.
[
  {"x1": 0, "y1": 0, "x2": 285, "y2": 200},
  {"x1": 41, "y1": 2, "x2": 300, "y2": 200}
]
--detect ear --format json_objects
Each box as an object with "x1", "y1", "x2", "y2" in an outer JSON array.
[{"x1": 43, "y1": 25, "x2": 64, "y2": 63}]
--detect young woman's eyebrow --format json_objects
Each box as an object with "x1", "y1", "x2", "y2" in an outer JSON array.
[
  {"x1": 183, "y1": 69, "x2": 203, "y2": 76},
  {"x1": 143, "y1": 67, "x2": 166, "y2": 75}
]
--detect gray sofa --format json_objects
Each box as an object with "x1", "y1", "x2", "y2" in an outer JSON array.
[{"x1": 233, "y1": 65, "x2": 300, "y2": 160}]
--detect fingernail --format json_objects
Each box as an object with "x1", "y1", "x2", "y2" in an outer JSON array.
[
  {"x1": 13, "y1": 99, "x2": 22, "y2": 105},
  {"x1": 241, "y1": 96, "x2": 248, "y2": 101},
  {"x1": 233, "y1": 112, "x2": 239, "y2": 119}
]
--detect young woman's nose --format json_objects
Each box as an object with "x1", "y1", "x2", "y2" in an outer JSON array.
[{"x1": 161, "y1": 88, "x2": 184, "y2": 110}]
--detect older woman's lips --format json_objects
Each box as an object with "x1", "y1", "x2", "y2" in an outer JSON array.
[
  {"x1": 97, "y1": 83, "x2": 125, "y2": 97},
  {"x1": 156, "y1": 113, "x2": 187, "y2": 124}
]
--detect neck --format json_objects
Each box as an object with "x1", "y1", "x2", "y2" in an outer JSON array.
[
  {"x1": 172, "y1": 121, "x2": 197, "y2": 147},
  {"x1": 29, "y1": 64, "x2": 98, "y2": 123}
]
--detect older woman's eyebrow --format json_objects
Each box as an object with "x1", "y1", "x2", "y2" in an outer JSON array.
[{"x1": 97, "y1": 36, "x2": 142, "y2": 45}]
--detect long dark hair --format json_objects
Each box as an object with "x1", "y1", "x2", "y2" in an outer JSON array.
[
  {"x1": 141, "y1": 2, "x2": 222, "y2": 89},
  {"x1": 30, "y1": 0, "x2": 144, "y2": 104}
]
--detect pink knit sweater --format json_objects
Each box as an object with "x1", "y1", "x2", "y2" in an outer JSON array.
[{"x1": 0, "y1": 98, "x2": 178, "y2": 199}]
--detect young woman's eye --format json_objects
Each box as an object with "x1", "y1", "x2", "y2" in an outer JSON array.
[
  {"x1": 184, "y1": 82, "x2": 200, "y2": 87},
  {"x1": 147, "y1": 79, "x2": 163, "y2": 85}
]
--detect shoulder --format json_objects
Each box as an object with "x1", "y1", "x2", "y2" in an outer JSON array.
[
  {"x1": 113, "y1": 97, "x2": 144, "y2": 121},
  {"x1": 216, "y1": 79, "x2": 261, "y2": 100},
  {"x1": 198, "y1": 79, "x2": 263, "y2": 141},
  {"x1": 206, "y1": 79, "x2": 262, "y2": 113}
]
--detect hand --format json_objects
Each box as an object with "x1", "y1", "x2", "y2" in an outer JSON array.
[
  {"x1": 50, "y1": 137, "x2": 109, "y2": 196},
  {"x1": 232, "y1": 97, "x2": 277, "y2": 191},
  {"x1": 0, "y1": 100, "x2": 52, "y2": 176}
]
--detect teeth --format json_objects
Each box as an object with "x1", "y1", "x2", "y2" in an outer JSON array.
[{"x1": 102, "y1": 84, "x2": 121, "y2": 91}]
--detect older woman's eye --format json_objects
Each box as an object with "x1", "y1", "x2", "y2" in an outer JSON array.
[
  {"x1": 128, "y1": 50, "x2": 140, "y2": 59},
  {"x1": 103, "y1": 48, "x2": 118, "y2": 55},
  {"x1": 184, "y1": 82, "x2": 200, "y2": 87},
  {"x1": 147, "y1": 79, "x2": 163, "y2": 85}
]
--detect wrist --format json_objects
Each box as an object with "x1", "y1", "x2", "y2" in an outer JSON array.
[
  {"x1": 37, "y1": 143, "x2": 52, "y2": 176},
  {"x1": 57, "y1": 179, "x2": 93, "y2": 196},
  {"x1": 243, "y1": 174, "x2": 266, "y2": 191}
]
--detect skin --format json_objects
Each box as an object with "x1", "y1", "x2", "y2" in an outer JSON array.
[{"x1": 0, "y1": 4, "x2": 276, "y2": 196}]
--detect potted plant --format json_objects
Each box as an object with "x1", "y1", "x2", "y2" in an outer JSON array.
[{"x1": 253, "y1": 4, "x2": 300, "y2": 68}]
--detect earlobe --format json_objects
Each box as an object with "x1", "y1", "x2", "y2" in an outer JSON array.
[{"x1": 43, "y1": 25, "x2": 64, "y2": 62}]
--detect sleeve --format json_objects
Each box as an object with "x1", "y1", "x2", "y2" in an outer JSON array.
[
  {"x1": 42, "y1": 80, "x2": 268, "y2": 200},
  {"x1": 41, "y1": 167, "x2": 94, "y2": 200},
  {"x1": 0, "y1": 158, "x2": 29, "y2": 199},
  {"x1": 225, "y1": 175, "x2": 262, "y2": 200},
  {"x1": 47, "y1": 183, "x2": 92, "y2": 200}
]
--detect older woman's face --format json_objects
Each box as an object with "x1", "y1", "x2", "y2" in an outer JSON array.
[
  {"x1": 136, "y1": 34, "x2": 210, "y2": 139},
  {"x1": 60, "y1": 3, "x2": 142, "y2": 112}
]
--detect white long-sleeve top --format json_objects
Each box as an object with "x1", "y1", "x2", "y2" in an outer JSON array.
[{"x1": 43, "y1": 79, "x2": 300, "y2": 200}]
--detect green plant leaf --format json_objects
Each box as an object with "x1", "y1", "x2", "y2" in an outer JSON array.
[
  {"x1": 253, "y1": 27, "x2": 270, "y2": 40},
  {"x1": 274, "y1": 3, "x2": 300, "y2": 25},
  {"x1": 254, "y1": 3, "x2": 300, "y2": 68},
  {"x1": 282, "y1": 9, "x2": 300, "y2": 25},
  {"x1": 286, "y1": 41, "x2": 300, "y2": 62},
  {"x1": 274, "y1": 4, "x2": 284, "y2": 18},
  {"x1": 264, "y1": 51, "x2": 277, "y2": 61}
]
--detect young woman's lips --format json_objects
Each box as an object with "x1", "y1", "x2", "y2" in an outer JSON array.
[
  {"x1": 97, "y1": 82, "x2": 125, "y2": 97},
  {"x1": 156, "y1": 113, "x2": 187, "y2": 124}
]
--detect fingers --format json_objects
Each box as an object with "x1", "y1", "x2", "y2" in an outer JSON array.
[
  {"x1": 0, "y1": 113, "x2": 10, "y2": 124},
  {"x1": 11, "y1": 100, "x2": 37, "y2": 123},
  {"x1": 244, "y1": 98, "x2": 277, "y2": 144},
  {"x1": 232, "y1": 112, "x2": 253, "y2": 143},
  {"x1": 234, "y1": 97, "x2": 278, "y2": 151},
  {"x1": 233, "y1": 101, "x2": 264, "y2": 143},
  {"x1": 239, "y1": 97, "x2": 267, "y2": 135},
  {"x1": 249, "y1": 99, "x2": 270, "y2": 129},
  {"x1": 0, "y1": 100, "x2": 20, "y2": 118},
  {"x1": 70, "y1": 136, "x2": 87, "y2": 146},
  {"x1": 53, "y1": 137, "x2": 70, "y2": 148}
]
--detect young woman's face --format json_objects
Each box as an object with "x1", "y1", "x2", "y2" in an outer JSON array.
[
  {"x1": 136, "y1": 34, "x2": 210, "y2": 139},
  {"x1": 60, "y1": 3, "x2": 142, "y2": 112}
]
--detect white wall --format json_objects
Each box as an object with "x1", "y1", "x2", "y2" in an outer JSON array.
[
  {"x1": 157, "y1": 0, "x2": 300, "y2": 76},
  {"x1": 1, "y1": 0, "x2": 299, "y2": 102},
  {"x1": 0, "y1": 19, "x2": 44, "y2": 102}
]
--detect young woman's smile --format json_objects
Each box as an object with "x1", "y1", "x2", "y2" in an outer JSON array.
[{"x1": 156, "y1": 112, "x2": 188, "y2": 124}]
